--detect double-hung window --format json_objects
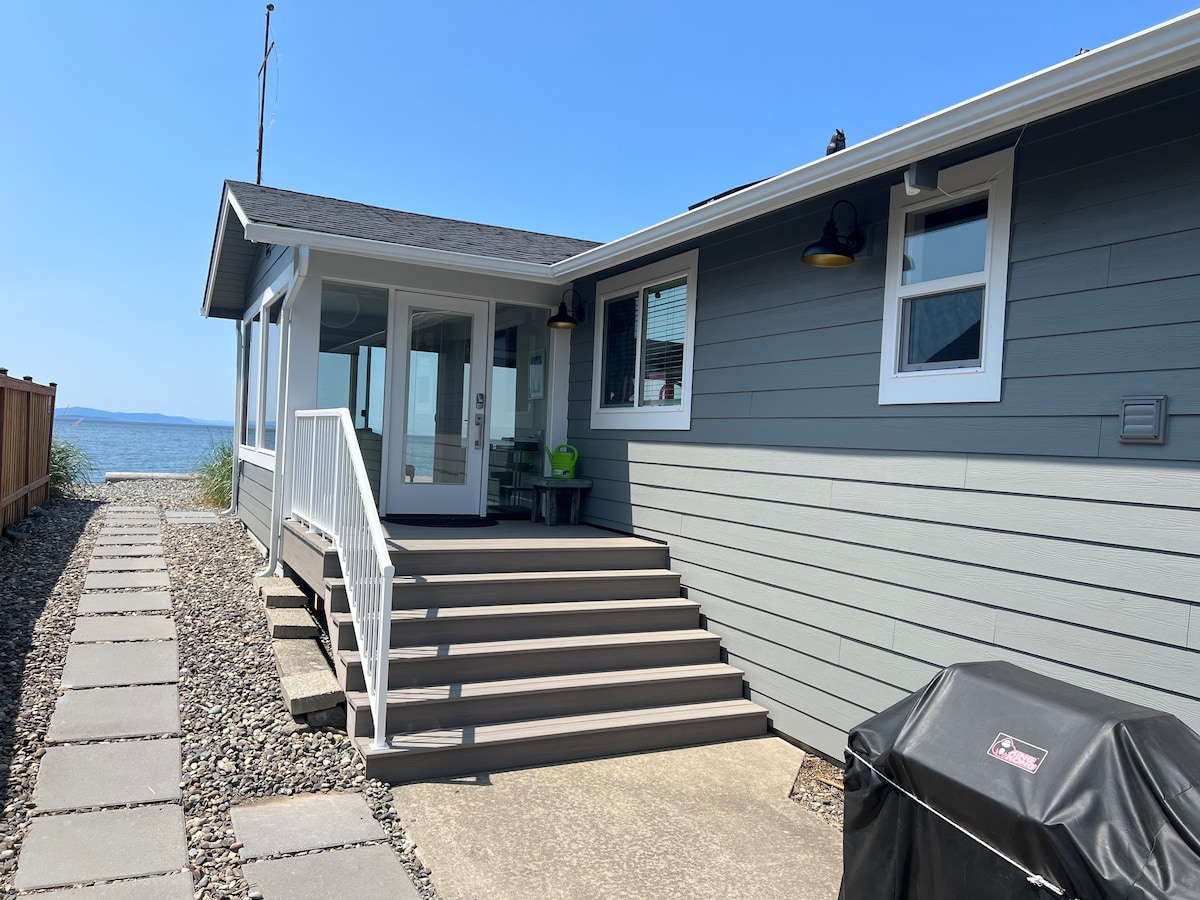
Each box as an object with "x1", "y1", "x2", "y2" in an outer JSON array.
[
  {"x1": 591, "y1": 249, "x2": 698, "y2": 430},
  {"x1": 878, "y1": 148, "x2": 1014, "y2": 404}
]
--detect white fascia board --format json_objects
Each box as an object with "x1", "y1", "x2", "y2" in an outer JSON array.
[
  {"x1": 226, "y1": 191, "x2": 252, "y2": 230},
  {"x1": 550, "y1": 10, "x2": 1200, "y2": 282},
  {"x1": 241, "y1": 222, "x2": 558, "y2": 284},
  {"x1": 201, "y1": 188, "x2": 234, "y2": 318}
]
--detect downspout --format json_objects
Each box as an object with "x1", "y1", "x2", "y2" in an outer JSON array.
[
  {"x1": 225, "y1": 319, "x2": 245, "y2": 516},
  {"x1": 256, "y1": 244, "x2": 309, "y2": 577}
]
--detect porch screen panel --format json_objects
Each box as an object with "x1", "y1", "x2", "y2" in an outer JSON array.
[
  {"x1": 317, "y1": 281, "x2": 389, "y2": 504},
  {"x1": 243, "y1": 318, "x2": 260, "y2": 446}
]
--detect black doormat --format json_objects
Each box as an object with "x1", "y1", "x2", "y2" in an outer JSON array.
[{"x1": 384, "y1": 514, "x2": 499, "y2": 528}]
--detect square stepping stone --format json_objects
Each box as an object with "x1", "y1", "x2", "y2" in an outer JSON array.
[
  {"x1": 106, "y1": 506, "x2": 157, "y2": 512},
  {"x1": 85, "y1": 571, "x2": 170, "y2": 590},
  {"x1": 34, "y1": 739, "x2": 181, "y2": 811},
  {"x1": 72, "y1": 616, "x2": 176, "y2": 643},
  {"x1": 95, "y1": 534, "x2": 163, "y2": 546},
  {"x1": 91, "y1": 544, "x2": 165, "y2": 557},
  {"x1": 232, "y1": 792, "x2": 386, "y2": 859},
  {"x1": 47, "y1": 685, "x2": 179, "y2": 742},
  {"x1": 100, "y1": 527, "x2": 161, "y2": 536},
  {"x1": 14, "y1": 805, "x2": 186, "y2": 891},
  {"x1": 62, "y1": 642, "x2": 178, "y2": 687},
  {"x1": 243, "y1": 845, "x2": 420, "y2": 900},
  {"x1": 165, "y1": 511, "x2": 218, "y2": 524},
  {"x1": 32, "y1": 872, "x2": 194, "y2": 899},
  {"x1": 79, "y1": 591, "x2": 172, "y2": 614},
  {"x1": 88, "y1": 557, "x2": 167, "y2": 572},
  {"x1": 105, "y1": 515, "x2": 159, "y2": 523}
]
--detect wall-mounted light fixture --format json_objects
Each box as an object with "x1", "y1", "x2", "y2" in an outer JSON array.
[
  {"x1": 547, "y1": 288, "x2": 586, "y2": 329},
  {"x1": 801, "y1": 200, "x2": 866, "y2": 267}
]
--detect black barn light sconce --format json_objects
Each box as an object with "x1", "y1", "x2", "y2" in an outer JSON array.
[
  {"x1": 548, "y1": 288, "x2": 586, "y2": 330},
  {"x1": 801, "y1": 199, "x2": 866, "y2": 267}
]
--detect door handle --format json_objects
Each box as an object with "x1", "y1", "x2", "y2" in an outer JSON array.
[{"x1": 474, "y1": 413, "x2": 484, "y2": 449}]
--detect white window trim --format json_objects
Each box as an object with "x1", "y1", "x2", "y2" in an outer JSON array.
[
  {"x1": 878, "y1": 147, "x2": 1014, "y2": 405},
  {"x1": 590, "y1": 249, "x2": 698, "y2": 431}
]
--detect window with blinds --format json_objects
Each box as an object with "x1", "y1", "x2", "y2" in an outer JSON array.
[{"x1": 590, "y1": 249, "x2": 698, "y2": 431}]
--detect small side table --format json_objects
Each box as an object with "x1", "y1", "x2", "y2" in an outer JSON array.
[{"x1": 529, "y1": 476, "x2": 593, "y2": 526}]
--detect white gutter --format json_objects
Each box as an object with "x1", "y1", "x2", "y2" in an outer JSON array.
[
  {"x1": 257, "y1": 244, "x2": 309, "y2": 577},
  {"x1": 241, "y1": 222, "x2": 560, "y2": 284},
  {"x1": 548, "y1": 8, "x2": 1200, "y2": 282}
]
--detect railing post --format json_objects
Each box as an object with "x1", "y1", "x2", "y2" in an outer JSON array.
[{"x1": 372, "y1": 560, "x2": 395, "y2": 750}]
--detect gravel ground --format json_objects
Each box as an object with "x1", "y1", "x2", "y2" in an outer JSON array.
[
  {"x1": 789, "y1": 751, "x2": 846, "y2": 832},
  {"x1": 0, "y1": 480, "x2": 436, "y2": 900}
]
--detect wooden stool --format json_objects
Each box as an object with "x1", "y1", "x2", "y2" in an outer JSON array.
[{"x1": 529, "y1": 476, "x2": 593, "y2": 526}]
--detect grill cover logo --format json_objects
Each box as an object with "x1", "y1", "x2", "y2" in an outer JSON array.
[{"x1": 988, "y1": 733, "x2": 1047, "y2": 773}]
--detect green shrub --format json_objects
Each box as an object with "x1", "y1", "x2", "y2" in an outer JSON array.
[
  {"x1": 193, "y1": 440, "x2": 233, "y2": 508},
  {"x1": 49, "y1": 438, "x2": 96, "y2": 497}
]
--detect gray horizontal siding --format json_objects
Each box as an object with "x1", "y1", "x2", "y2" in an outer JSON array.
[
  {"x1": 565, "y1": 72, "x2": 1200, "y2": 759},
  {"x1": 237, "y1": 459, "x2": 274, "y2": 548}
]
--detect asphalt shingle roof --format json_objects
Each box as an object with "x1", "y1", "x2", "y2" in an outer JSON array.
[{"x1": 227, "y1": 181, "x2": 599, "y2": 265}]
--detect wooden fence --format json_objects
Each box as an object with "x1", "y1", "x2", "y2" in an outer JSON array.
[{"x1": 1, "y1": 369, "x2": 57, "y2": 530}]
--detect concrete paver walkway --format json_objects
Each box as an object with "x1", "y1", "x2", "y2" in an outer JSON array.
[
  {"x1": 14, "y1": 506, "x2": 187, "y2": 895},
  {"x1": 232, "y1": 793, "x2": 420, "y2": 900}
]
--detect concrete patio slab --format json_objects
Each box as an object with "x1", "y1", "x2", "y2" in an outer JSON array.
[
  {"x1": 105, "y1": 506, "x2": 158, "y2": 512},
  {"x1": 79, "y1": 591, "x2": 173, "y2": 614},
  {"x1": 391, "y1": 736, "x2": 844, "y2": 900},
  {"x1": 99, "y1": 527, "x2": 161, "y2": 536},
  {"x1": 84, "y1": 571, "x2": 170, "y2": 590},
  {"x1": 88, "y1": 557, "x2": 167, "y2": 572},
  {"x1": 47, "y1": 685, "x2": 180, "y2": 742},
  {"x1": 104, "y1": 515, "x2": 160, "y2": 523},
  {"x1": 72, "y1": 615, "x2": 177, "y2": 642},
  {"x1": 34, "y1": 739, "x2": 182, "y2": 811},
  {"x1": 62, "y1": 641, "x2": 178, "y2": 687},
  {"x1": 32, "y1": 872, "x2": 194, "y2": 900},
  {"x1": 13, "y1": 805, "x2": 187, "y2": 891},
  {"x1": 95, "y1": 534, "x2": 164, "y2": 546},
  {"x1": 91, "y1": 544, "x2": 165, "y2": 557},
  {"x1": 231, "y1": 792, "x2": 386, "y2": 859},
  {"x1": 243, "y1": 845, "x2": 420, "y2": 900}
]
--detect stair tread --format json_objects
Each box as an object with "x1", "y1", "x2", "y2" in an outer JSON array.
[
  {"x1": 340, "y1": 628, "x2": 718, "y2": 665},
  {"x1": 326, "y1": 567, "x2": 677, "y2": 589},
  {"x1": 357, "y1": 698, "x2": 767, "y2": 755},
  {"x1": 386, "y1": 536, "x2": 661, "y2": 552},
  {"x1": 330, "y1": 597, "x2": 698, "y2": 627},
  {"x1": 345, "y1": 662, "x2": 744, "y2": 708}
]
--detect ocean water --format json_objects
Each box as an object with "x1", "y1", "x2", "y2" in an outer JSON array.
[{"x1": 56, "y1": 418, "x2": 236, "y2": 482}]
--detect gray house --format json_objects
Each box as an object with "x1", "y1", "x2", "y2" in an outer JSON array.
[{"x1": 202, "y1": 12, "x2": 1200, "y2": 778}]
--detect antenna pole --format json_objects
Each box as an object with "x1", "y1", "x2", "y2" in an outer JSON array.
[{"x1": 256, "y1": 3, "x2": 275, "y2": 185}]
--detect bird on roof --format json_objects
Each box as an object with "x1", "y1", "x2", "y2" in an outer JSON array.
[{"x1": 826, "y1": 129, "x2": 846, "y2": 155}]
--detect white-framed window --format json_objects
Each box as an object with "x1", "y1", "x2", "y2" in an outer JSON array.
[
  {"x1": 590, "y1": 249, "x2": 698, "y2": 430},
  {"x1": 878, "y1": 147, "x2": 1014, "y2": 404},
  {"x1": 241, "y1": 299, "x2": 282, "y2": 455}
]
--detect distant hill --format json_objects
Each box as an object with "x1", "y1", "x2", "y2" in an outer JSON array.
[{"x1": 56, "y1": 407, "x2": 233, "y2": 427}]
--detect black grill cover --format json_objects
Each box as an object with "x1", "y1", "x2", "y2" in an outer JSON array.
[{"x1": 842, "y1": 661, "x2": 1200, "y2": 899}]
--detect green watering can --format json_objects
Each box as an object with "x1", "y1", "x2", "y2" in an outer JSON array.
[{"x1": 544, "y1": 444, "x2": 578, "y2": 479}]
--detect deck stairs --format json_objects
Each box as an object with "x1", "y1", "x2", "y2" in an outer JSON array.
[{"x1": 284, "y1": 521, "x2": 767, "y2": 782}]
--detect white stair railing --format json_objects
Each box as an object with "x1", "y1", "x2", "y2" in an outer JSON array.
[{"x1": 292, "y1": 409, "x2": 394, "y2": 749}]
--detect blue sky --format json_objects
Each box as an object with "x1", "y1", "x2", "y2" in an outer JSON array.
[{"x1": 1, "y1": 1, "x2": 1194, "y2": 421}]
